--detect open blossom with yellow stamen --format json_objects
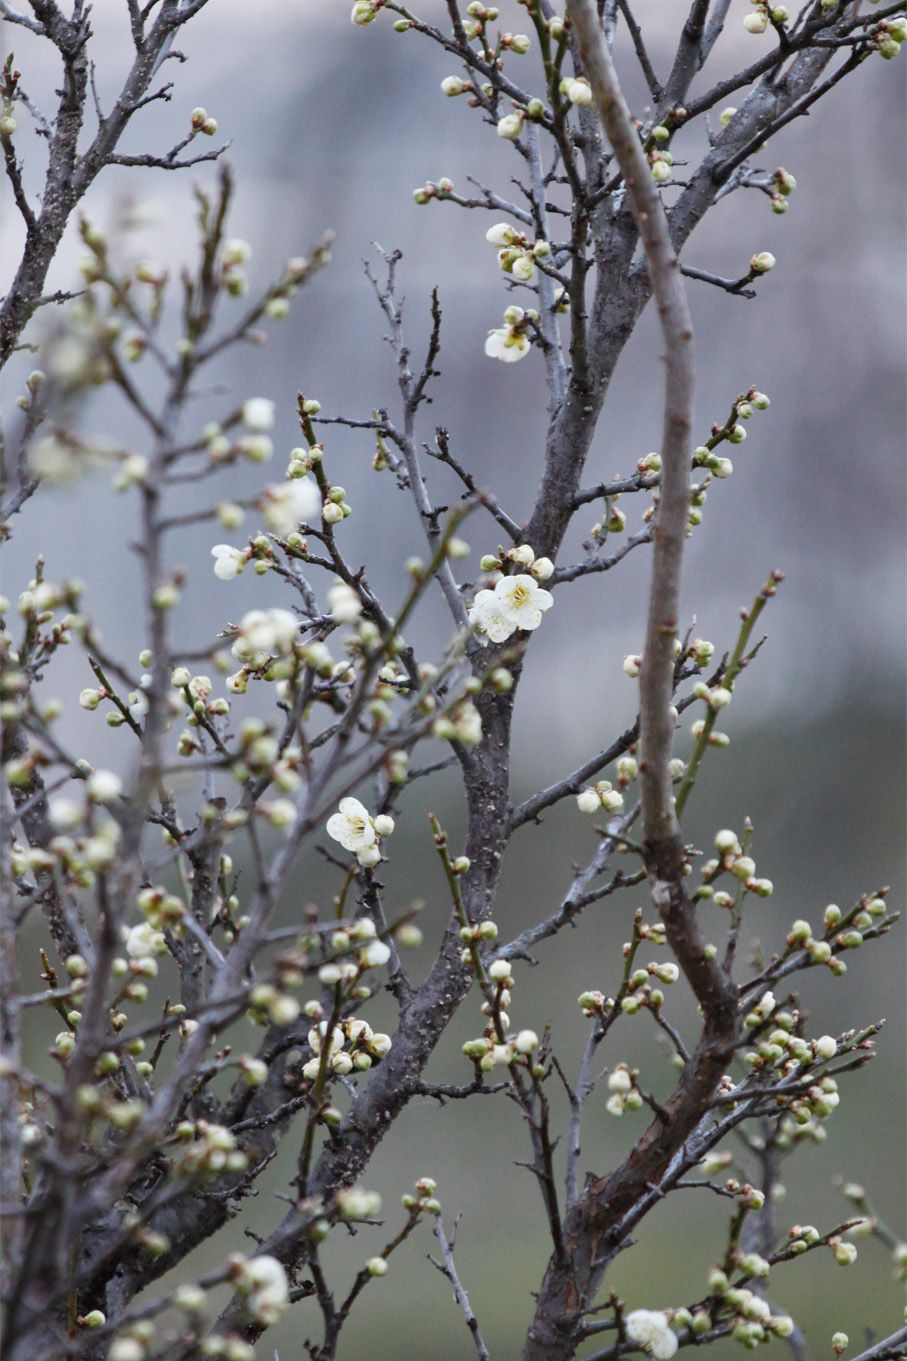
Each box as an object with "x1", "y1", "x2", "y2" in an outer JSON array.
[
  {"x1": 485, "y1": 305, "x2": 532, "y2": 363},
  {"x1": 469, "y1": 571, "x2": 553, "y2": 645}
]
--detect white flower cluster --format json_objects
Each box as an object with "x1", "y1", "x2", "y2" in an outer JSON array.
[
  {"x1": 124, "y1": 922, "x2": 166, "y2": 967},
  {"x1": 485, "y1": 223, "x2": 551, "y2": 283},
  {"x1": 485, "y1": 304, "x2": 535, "y2": 363},
  {"x1": 326, "y1": 797, "x2": 394, "y2": 867},
  {"x1": 625, "y1": 1309, "x2": 678, "y2": 1359},
  {"x1": 301, "y1": 1013, "x2": 392, "y2": 1080},
  {"x1": 231, "y1": 608, "x2": 298, "y2": 668},
  {"x1": 260, "y1": 476, "x2": 320, "y2": 535},
  {"x1": 327, "y1": 579, "x2": 363, "y2": 624},
  {"x1": 468, "y1": 546, "x2": 553, "y2": 644},
  {"x1": 233, "y1": 1254, "x2": 289, "y2": 1326}
]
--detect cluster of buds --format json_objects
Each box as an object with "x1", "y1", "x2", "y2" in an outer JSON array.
[
  {"x1": 699, "y1": 829, "x2": 774, "y2": 900},
  {"x1": 605, "y1": 1063, "x2": 643, "y2": 1116},
  {"x1": 432, "y1": 698, "x2": 483, "y2": 747},
  {"x1": 784, "y1": 893, "x2": 889, "y2": 976},
  {"x1": 0, "y1": 101, "x2": 17, "y2": 139},
  {"x1": 693, "y1": 678, "x2": 733, "y2": 712},
  {"x1": 137, "y1": 884, "x2": 187, "y2": 930},
  {"x1": 576, "y1": 780, "x2": 624, "y2": 816},
  {"x1": 874, "y1": 15, "x2": 907, "y2": 57},
  {"x1": 479, "y1": 543, "x2": 554, "y2": 581},
  {"x1": 190, "y1": 105, "x2": 218, "y2": 136},
  {"x1": 412, "y1": 175, "x2": 456, "y2": 204},
  {"x1": 462, "y1": 958, "x2": 541, "y2": 1070},
  {"x1": 319, "y1": 917, "x2": 393, "y2": 980},
  {"x1": 172, "y1": 1121, "x2": 249, "y2": 1181},
  {"x1": 459, "y1": 914, "x2": 499, "y2": 951},
  {"x1": 559, "y1": 75, "x2": 593, "y2": 107},
  {"x1": 401, "y1": 1175, "x2": 442, "y2": 1216},
  {"x1": 648, "y1": 135, "x2": 675, "y2": 186},
  {"x1": 706, "y1": 1272, "x2": 795, "y2": 1347},
  {"x1": 577, "y1": 988, "x2": 610, "y2": 1018},
  {"x1": 247, "y1": 983, "x2": 301, "y2": 1028},
  {"x1": 770, "y1": 166, "x2": 797, "y2": 214},
  {"x1": 220, "y1": 237, "x2": 251, "y2": 298},
  {"x1": 590, "y1": 495, "x2": 627, "y2": 539},
  {"x1": 300, "y1": 1011, "x2": 392, "y2": 1082},
  {"x1": 742, "y1": 4, "x2": 788, "y2": 35},
  {"x1": 500, "y1": 31, "x2": 531, "y2": 53},
  {"x1": 452, "y1": 0, "x2": 501, "y2": 41},
  {"x1": 484, "y1": 223, "x2": 551, "y2": 283},
  {"x1": 462, "y1": 1025, "x2": 540, "y2": 1071},
  {"x1": 32, "y1": 807, "x2": 123, "y2": 889},
  {"x1": 620, "y1": 957, "x2": 680, "y2": 1017}
]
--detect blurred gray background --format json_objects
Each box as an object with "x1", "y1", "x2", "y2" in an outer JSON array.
[{"x1": 2, "y1": 3, "x2": 905, "y2": 1357}]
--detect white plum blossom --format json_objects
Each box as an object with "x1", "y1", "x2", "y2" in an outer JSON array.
[
  {"x1": 232, "y1": 608, "x2": 298, "y2": 666},
  {"x1": 87, "y1": 769, "x2": 122, "y2": 804},
  {"x1": 261, "y1": 477, "x2": 320, "y2": 534},
  {"x1": 325, "y1": 798, "x2": 394, "y2": 865},
  {"x1": 241, "y1": 1255, "x2": 289, "y2": 1325},
  {"x1": 125, "y1": 922, "x2": 166, "y2": 960},
  {"x1": 328, "y1": 580, "x2": 363, "y2": 624},
  {"x1": 241, "y1": 398, "x2": 275, "y2": 433},
  {"x1": 625, "y1": 1309, "x2": 679, "y2": 1360},
  {"x1": 49, "y1": 797, "x2": 82, "y2": 831},
  {"x1": 486, "y1": 223, "x2": 519, "y2": 248},
  {"x1": 497, "y1": 111, "x2": 523, "y2": 140},
  {"x1": 485, "y1": 323, "x2": 530, "y2": 363},
  {"x1": 211, "y1": 544, "x2": 248, "y2": 581},
  {"x1": 496, "y1": 574, "x2": 553, "y2": 631},
  {"x1": 360, "y1": 939, "x2": 391, "y2": 969},
  {"x1": 469, "y1": 573, "x2": 552, "y2": 645},
  {"x1": 326, "y1": 797, "x2": 376, "y2": 853},
  {"x1": 469, "y1": 589, "x2": 518, "y2": 644}
]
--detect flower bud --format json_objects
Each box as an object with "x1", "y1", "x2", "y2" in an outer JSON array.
[{"x1": 751, "y1": 251, "x2": 776, "y2": 273}]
